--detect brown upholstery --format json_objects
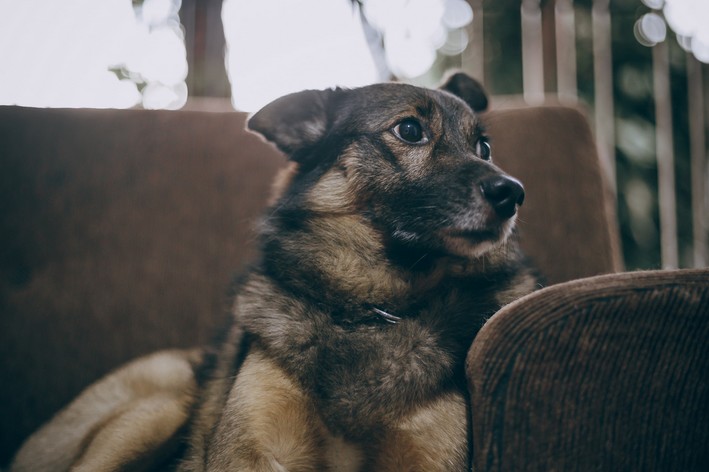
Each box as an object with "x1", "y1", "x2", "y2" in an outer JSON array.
[
  {"x1": 0, "y1": 103, "x2": 632, "y2": 465},
  {"x1": 0, "y1": 107, "x2": 285, "y2": 464},
  {"x1": 468, "y1": 269, "x2": 709, "y2": 471}
]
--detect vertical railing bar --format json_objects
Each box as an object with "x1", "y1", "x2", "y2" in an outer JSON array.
[
  {"x1": 652, "y1": 40, "x2": 679, "y2": 269},
  {"x1": 554, "y1": 0, "x2": 578, "y2": 104},
  {"x1": 706, "y1": 62, "x2": 709, "y2": 267},
  {"x1": 463, "y1": 0, "x2": 485, "y2": 84},
  {"x1": 592, "y1": 0, "x2": 616, "y2": 193},
  {"x1": 687, "y1": 54, "x2": 707, "y2": 267},
  {"x1": 521, "y1": 0, "x2": 545, "y2": 104}
]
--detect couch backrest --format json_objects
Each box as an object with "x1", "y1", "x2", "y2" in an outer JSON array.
[
  {"x1": 0, "y1": 107, "x2": 284, "y2": 464},
  {"x1": 0, "y1": 104, "x2": 620, "y2": 464},
  {"x1": 484, "y1": 106, "x2": 623, "y2": 284}
]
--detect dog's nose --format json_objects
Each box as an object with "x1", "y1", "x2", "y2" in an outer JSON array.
[{"x1": 481, "y1": 176, "x2": 525, "y2": 219}]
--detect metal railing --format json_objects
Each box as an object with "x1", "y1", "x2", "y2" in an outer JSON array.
[{"x1": 461, "y1": 0, "x2": 707, "y2": 269}]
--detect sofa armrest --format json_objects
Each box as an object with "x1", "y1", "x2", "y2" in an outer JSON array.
[{"x1": 467, "y1": 269, "x2": 709, "y2": 471}]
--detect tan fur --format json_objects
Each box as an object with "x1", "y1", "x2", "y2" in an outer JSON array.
[
  {"x1": 11, "y1": 350, "x2": 200, "y2": 472},
  {"x1": 200, "y1": 346, "x2": 468, "y2": 472},
  {"x1": 178, "y1": 324, "x2": 246, "y2": 471},
  {"x1": 374, "y1": 392, "x2": 469, "y2": 471},
  {"x1": 203, "y1": 347, "x2": 326, "y2": 471},
  {"x1": 322, "y1": 436, "x2": 364, "y2": 472},
  {"x1": 307, "y1": 167, "x2": 356, "y2": 214},
  {"x1": 307, "y1": 216, "x2": 411, "y2": 302},
  {"x1": 297, "y1": 165, "x2": 459, "y2": 305},
  {"x1": 268, "y1": 162, "x2": 299, "y2": 206}
]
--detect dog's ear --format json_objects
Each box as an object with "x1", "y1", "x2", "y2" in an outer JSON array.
[
  {"x1": 440, "y1": 72, "x2": 488, "y2": 112},
  {"x1": 247, "y1": 89, "x2": 334, "y2": 158}
]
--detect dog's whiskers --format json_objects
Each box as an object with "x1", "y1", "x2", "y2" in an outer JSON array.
[{"x1": 409, "y1": 253, "x2": 430, "y2": 270}]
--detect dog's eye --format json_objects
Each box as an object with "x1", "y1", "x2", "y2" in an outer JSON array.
[
  {"x1": 393, "y1": 119, "x2": 428, "y2": 144},
  {"x1": 476, "y1": 139, "x2": 491, "y2": 161}
]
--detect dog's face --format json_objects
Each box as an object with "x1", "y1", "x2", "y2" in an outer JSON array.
[{"x1": 248, "y1": 73, "x2": 524, "y2": 262}]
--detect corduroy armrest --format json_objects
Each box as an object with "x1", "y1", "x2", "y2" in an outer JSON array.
[{"x1": 467, "y1": 269, "x2": 709, "y2": 471}]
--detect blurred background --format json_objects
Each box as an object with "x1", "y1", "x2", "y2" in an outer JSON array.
[{"x1": 0, "y1": 0, "x2": 706, "y2": 271}]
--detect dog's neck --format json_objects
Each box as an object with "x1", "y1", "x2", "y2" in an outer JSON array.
[
  {"x1": 259, "y1": 209, "x2": 520, "y2": 315},
  {"x1": 260, "y1": 212, "x2": 412, "y2": 308}
]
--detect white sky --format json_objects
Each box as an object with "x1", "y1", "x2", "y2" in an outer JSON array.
[
  {"x1": 0, "y1": 0, "x2": 188, "y2": 109},
  {"x1": 0, "y1": 0, "x2": 479, "y2": 110},
  {"x1": 0, "y1": 0, "x2": 379, "y2": 110},
  {"x1": 223, "y1": 0, "x2": 379, "y2": 111}
]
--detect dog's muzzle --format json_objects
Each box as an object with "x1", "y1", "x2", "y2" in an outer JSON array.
[{"x1": 481, "y1": 176, "x2": 525, "y2": 219}]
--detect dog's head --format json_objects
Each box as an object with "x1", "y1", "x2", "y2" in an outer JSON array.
[{"x1": 248, "y1": 73, "x2": 524, "y2": 263}]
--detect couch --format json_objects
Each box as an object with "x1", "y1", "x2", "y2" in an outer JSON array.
[{"x1": 1, "y1": 103, "x2": 707, "y2": 469}]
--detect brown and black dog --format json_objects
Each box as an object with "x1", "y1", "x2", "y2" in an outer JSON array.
[{"x1": 11, "y1": 73, "x2": 538, "y2": 472}]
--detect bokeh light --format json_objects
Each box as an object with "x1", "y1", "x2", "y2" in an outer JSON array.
[
  {"x1": 635, "y1": 0, "x2": 709, "y2": 63},
  {"x1": 664, "y1": 0, "x2": 709, "y2": 62},
  {"x1": 634, "y1": 12, "x2": 667, "y2": 47},
  {"x1": 362, "y1": 0, "x2": 473, "y2": 79}
]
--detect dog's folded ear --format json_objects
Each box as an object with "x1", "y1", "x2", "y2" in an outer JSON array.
[
  {"x1": 440, "y1": 72, "x2": 488, "y2": 112},
  {"x1": 247, "y1": 89, "x2": 334, "y2": 158}
]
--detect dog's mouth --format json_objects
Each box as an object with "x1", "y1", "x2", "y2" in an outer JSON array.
[
  {"x1": 442, "y1": 228, "x2": 499, "y2": 244},
  {"x1": 438, "y1": 217, "x2": 515, "y2": 258}
]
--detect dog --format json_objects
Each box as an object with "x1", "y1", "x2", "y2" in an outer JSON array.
[{"x1": 11, "y1": 73, "x2": 538, "y2": 472}]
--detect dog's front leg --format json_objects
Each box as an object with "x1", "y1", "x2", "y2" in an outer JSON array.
[{"x1": 204, "y1": 347, "x2": 325, "y2": 472}]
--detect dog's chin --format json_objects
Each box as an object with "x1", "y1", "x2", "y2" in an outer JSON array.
[{"x1": 439, "y1": 220, "x2": 516, "y2": 259}]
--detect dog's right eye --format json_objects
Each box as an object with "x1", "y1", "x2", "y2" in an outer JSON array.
[{"x1": 393, "y1": 119, "x2": 428, "y2": 144}]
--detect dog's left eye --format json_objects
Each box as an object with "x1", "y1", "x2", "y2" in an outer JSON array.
[
  {"x1": 393, "y1": 119, "x2": 428, "y2": 144},
  {"x1": 476, "y1": 139, "x2": 491, "y2": 161}
]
